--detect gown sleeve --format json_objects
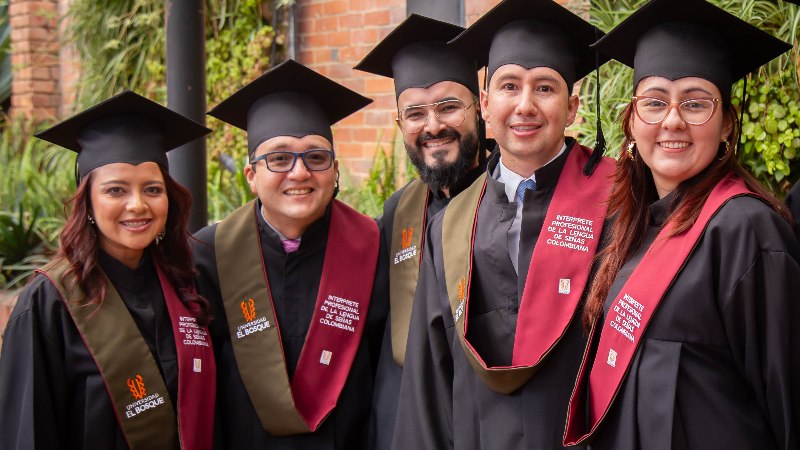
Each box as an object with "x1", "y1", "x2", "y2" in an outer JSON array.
[
  {"x1": 717, "y1": 201, "x2": 800, "y2": 450},
  {"x1": 392, "y1": 219, "x2": 454, "y2": 450},
  {"x1": 0, "y1": 276, "x2": 68, "y2": 450}
]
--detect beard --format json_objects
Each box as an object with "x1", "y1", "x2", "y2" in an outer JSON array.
[{"x1": 406, "y1": 127, "x2": 480, "y2": 193}]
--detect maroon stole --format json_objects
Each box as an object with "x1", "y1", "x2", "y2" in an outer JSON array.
[
  {"x1": 39, "y1": 258, "x2": 216, "y2": 450},
  {"x1": 215, "y1": 200, "x2": 379, "y2": 435},
  {"x1": 441, "y1": 144, "x2": 614, "y2": 394},
  {"x1": 389, "y1": 178, "x2": 429, "y2": 366},
  {"x1": 563, "y1": 176, "x2": 753, "y2": 446}
]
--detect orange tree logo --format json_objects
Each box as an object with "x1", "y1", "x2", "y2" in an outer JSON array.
[
  {"x1": 127, "y1": 374, "x2": 146, "y2": 400},
  {"x1": 401, "y1": 227, "x2": 414, "y2": 249},
  {"x1": 457, "y1": 277, "x2": 467, "y2": 302},
  {"x1": 241, "y1": 298, "x2": 256, "y2": 322}
]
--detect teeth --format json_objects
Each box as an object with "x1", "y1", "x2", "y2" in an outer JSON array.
[
  {"x1": 660, "y1": 141, "x2": 690, "y2": 149},
  {"x1": 121, "y1": 220, "x2": 149, "y2": 228},
  {"x1": 511, "y1": 125, "x2": 540, "y2": 132},
  {"x1": 286, "y1": 188, "x2": 312, "y2": 195},
  {"x1": 423, "y1": 138, "x2": 454, "y2": 148}
]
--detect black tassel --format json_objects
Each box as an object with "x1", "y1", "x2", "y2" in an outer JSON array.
[
  {"x1": 583, "y1": 28, "x2": 606, "y2": 176},
  {"x1": 737, "y1": 77, "x2": 747, "y2": 156}
]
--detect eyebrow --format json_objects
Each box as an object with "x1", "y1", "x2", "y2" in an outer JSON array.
[
  {"x1": 402, "y1": 96, "x2": 461, "y2": 109},
  {"x1": 639, "y1": 86, "x2": 715, "y2": 97},
  {"x1": 99, "y1": 179, "x2": 165, "y2": 186}
]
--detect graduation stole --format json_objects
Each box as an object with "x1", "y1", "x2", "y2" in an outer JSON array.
[
  {"x1": 389, "y1": 178, "x2": 429, "y2": 366},
  {"x1": 39, "y1": 258, "x2": 216, "y2": 450},
  {"x1": 442, "y1": 144, "x2": 614, "y2": 394},
  {"x1": 563, "y1": 176, "x2": 753, "y2": 446},
  {"x1": 215, "y1": 199, "x2": 379, "y2": 435}
]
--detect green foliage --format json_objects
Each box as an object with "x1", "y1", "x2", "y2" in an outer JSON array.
[
  {"x1": 0, "y1": 1, "x2": 10, "y2": 106},
  {"x1": 0, "y1": 117, "x2": 73, "y2": 287},
  {"x1": 573, "y1": 0, "x2": 800, "y2": 194}
]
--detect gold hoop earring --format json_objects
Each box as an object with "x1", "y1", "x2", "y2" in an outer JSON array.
[
  {"x1": 720, "y1": 139, "x2": 731, "y2": 161},
  {"x1": 626, "y1": 141, "x2": 637, "y2": 161}
]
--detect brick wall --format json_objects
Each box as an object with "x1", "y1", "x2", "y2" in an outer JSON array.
[{"x1": 9, "y1": 0, "x2": 60, "y2": 120}]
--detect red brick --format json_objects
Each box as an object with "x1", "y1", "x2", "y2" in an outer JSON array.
[
  {"x1": 30, "y1": 66, "x2": 53, "y2": 80},
  {"x1": 364, "y1": 10, "x2": 390, "y2": 26},
  {"x1": 302, "y1": 33, "x2": 328, "y2": 49},
  {"x1": 373, "y1": 93, "x2": 398, "y2": 109},
  {"x1": 297, "y1": 50, "x2": 314, "y2": 65},
  {"x1": 365, "y1": 110, "x2": 393, "y2": 127},
  {"x1": 340, "y1": 77, "x2": 365, "y2": 93},
  {"x1": 338, "y1": 13, "x2": 364, "y2": 29},
  {"x1": 339, "y1": 110, "x2": 365, "y2": 127},
  {"x1": 364, "y1": 76, "x2": 393, "y2": 94},
  {"x1": 32, "y1": 93, "x2": 56, "y2": 106},
  {"x1": 350, "y1": 0, "x2": 372, "y2": 10},
  {"x1": 333, "y1": 128, "x2": 353, "y2": 142},
  {"x1": 297, "y1": 2, "x2": 325, "y2": 19},
  {"x1": 354, "y1": 127, "x2": 379, "y2": 142},
  {"x1": 336, "y1": 141, "x2": 363, "y2": 158},
  {"x1": 323, "y1": 1, "x2": 348, "y2": 15},
  {"x1": 329, "y1": 30, "x2": 349, "y2": 47},
  {"x1": 315, "y1": 17, "x2": 338, "y2": 32},
  {"x1": 297, "y1": 18, "x2": 313, "y2": 34},
  {"x1": 31, "y1": 80, "x2": 56, "y2": 92},
  {"x1": 328, "y1": 62, "x2": 352, "y2": 79},
  {"x1": 351, "y1": 28, "x2": 378, "y2": 45},
  {"x1": 313, "y1": 49, "x2": 332, "y2": 63}
]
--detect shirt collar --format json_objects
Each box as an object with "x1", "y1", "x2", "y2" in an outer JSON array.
[{"x1": 492, "y1": 141, "x2": 569, "y2": 203}]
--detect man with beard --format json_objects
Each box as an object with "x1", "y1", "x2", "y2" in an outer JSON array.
[
  {"x1": 353, "y1": 14, "x2": 486, "y2": 449},
  {"x1": 392, "y1": 1, "x2": 613, "y2": 448}
]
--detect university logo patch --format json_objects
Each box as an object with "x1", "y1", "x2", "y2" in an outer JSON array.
[
  {"x1": 320, "y1": 350, "x2": 333, "y2": 365},
  {"x1": 193, "y1": 358, "x2": 202, "y2": 373},
  {"x1": 559, "y1": 278, "x2": 571, "y2": 295},
  {"x1": 241, "y1": 298, "x2": 256, "y2": 322},
  {"x1": 457, "y1": 276, "x2": 467, "y2": 302},
  {"x1": 401, "y1": 227, "x2": 414, "y2": 249},
  {"x1": 607, "y1": 348, "x2": 617, "y2": 367},
  {"x1": 127, "y1": 374, "x2": 146, "y2": 400}
]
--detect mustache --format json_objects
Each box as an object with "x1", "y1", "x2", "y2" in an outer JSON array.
[{"x1": 416, "y1": 128, "x2": 461, "y2": 147}]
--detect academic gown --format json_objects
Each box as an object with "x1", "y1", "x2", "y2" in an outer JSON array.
[
  {"x1": 193, "y1": 202, "x2": 388, "y2": 450},
  {"x1": 785, "y1": 180, "x2": 800, "y2": 239},
  {"x1": 586, "y1": 194, "x2": 800, "y2": 450},
  {"x1": 370, "y1": 164, "x2": 486, "y2": 450},
  {"x1": 0, "y1": 251, "x2": 180, "y2": 450},
  {"x1": 393, "y1": 146, "x2": 590, "y2": 450}
]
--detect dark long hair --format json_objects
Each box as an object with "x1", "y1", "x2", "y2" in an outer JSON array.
[
  {"x1": 58, "y1": 166, "x2": 212, "y2": 325},
  {"x1": 583, "y1": 101, "x2": 791, "y2": 331}
]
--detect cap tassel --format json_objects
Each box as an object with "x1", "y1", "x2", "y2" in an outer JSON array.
[
  {"x1": 584, "y1": 31, "x2": 606, "y2": 176},
  {"x1": 736, "y1": 76, "x2": 747, "y2": 156}
]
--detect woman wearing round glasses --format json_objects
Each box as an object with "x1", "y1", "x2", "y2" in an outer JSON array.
[{"x1": 563, "y1": 0, "x2": 800, "y2": 448}]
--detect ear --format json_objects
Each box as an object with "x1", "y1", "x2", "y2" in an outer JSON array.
[
  {"x1": 721, "y1": 108, "x2": 734, "y2": 142},
  {"x1": 480, "y1": 89, "x2": 490, "y2": 122},
  {"x1": 565, "y1": 94, "x2": 580, "y2": 127},
  {"x1": 243, "y1": 163, "x2": 258, "y2": 195}
]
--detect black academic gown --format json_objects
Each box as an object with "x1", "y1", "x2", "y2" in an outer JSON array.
[
  {"x1": 393, "y1": 146, "x2": 590, "y2": 450},
  {"x1": 0, "y1": 251, "x2": 179, "y2": 450},
  {"x1": 193, "y1": 202, "x2": 388, "y2": 450},
  {"x1": 785, "y1": 180, "x2": 800, "y2": 239},
  {"x1": 586, "y1": 194, "x2": 800, "y2": 450},
  {"x1": 370, "y1": 164, "x2": 486, "y2": 450}
]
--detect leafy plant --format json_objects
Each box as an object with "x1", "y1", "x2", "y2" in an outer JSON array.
[{"x1": 0, "y1": 0, "x2": 10, "y2": 107}]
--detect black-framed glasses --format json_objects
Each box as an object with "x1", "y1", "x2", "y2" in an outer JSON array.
[
  {"x1": 250, "y1": 149, "x2": 335, "y2": 173},
  {"x1": 396, "y1": 99, "x2": 477, "y2": 134},
  {"x1": 632, "y1": 96, "x2": 720, "y2": 125}
]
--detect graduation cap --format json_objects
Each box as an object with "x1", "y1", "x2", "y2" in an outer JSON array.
[
  {"x1": 208, "y1": 59, "x2": 373, "y2": 155},
  {"x1": 592, "y1": 0, "x2": 792, "y2": 102},
  {"x1": 353, "y1": 14, "x2": 479, "y2": 98},
  {"x1": 449, "y1": 0, "x2": 608, "y2": 91},
  {"x1": 35, "y1": 90, "x2": 211, "y2": 182}
]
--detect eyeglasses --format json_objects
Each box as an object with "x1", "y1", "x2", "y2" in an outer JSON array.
[
  {"x1": 397, "y1": 99, "x2": 477, "y2": 134},
  {"x1": 632, "y1": 96, "x2": 720, "y2": 125},
  {"x1": 250, "y1": 149, "x2": 335, "y2": 173}
]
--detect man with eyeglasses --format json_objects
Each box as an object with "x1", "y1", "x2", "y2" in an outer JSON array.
[
  {"x1": 354, "y1": 14, "x2": 487, "y2": 449},
  {"x1": 192, "y1": 59, "x2": 389, "y2": 450},
  {"x1": 391, "y1": 1, "x2": 615, "y2": 449}
]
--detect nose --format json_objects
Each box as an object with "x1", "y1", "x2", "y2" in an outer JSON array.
[
  {"x1": 514, "y1": 87, "x2": 538, "y2": 116},
  {"x1": 661, "y1": 105, "x2": 686, "y2": 130},
  {"x1": 421, "y1": 108, "x2": 446, "y2": 134},
  {"x1": 287, "y1": 155, "x2": 312, "y2": 180},
  {"x1": 126, "y1": 192, "x2": 147, "y2": 213}
]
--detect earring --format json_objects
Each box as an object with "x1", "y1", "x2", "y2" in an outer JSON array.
[
  {"x1": 626, "y1": 141, "x2": 637, "y2": 161},
  {"x1": 155, "y1": 228, "x2": 166, "y2": 245},
  {"x1": 333, "y1": 171, "x2": 340, "y2": 198},
  {"x1": 87, "y1": 214, "x2": 95, "y2": 225},
  {"x1": 720, "y1": 139, "x2": 731, "y2": 161}
]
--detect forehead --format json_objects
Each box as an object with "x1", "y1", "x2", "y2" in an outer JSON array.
[
  {"x1": 489, "y1": 64, "x2": 566, "y2": 87},
  {"x1": 254, "y1": 134, "x2": 333, "y2": 156},
  {"x1": 635, "y1": 76, "x2": 722, "y2": 97},
  {"x1": 90, "y1": 161, "x2": 164, "y2": 183},
  {"x1": 397, "y1": 81, "x2": 474, "y2": 108}
]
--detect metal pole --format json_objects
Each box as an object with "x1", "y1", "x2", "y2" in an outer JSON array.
[{"x1": 166, "y1": 0, "x2": 207, "y2": 231}]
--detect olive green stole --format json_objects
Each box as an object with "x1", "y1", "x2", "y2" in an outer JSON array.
[
  {"x1": 442, "y1": 144, "x2": 614, "y2": 394},
  {"x1": 389, "y1": 178, "x2": 429, "y2": 366},
  {"x1": 216, "y1": 200, "x2": 379, "y2": 435}
]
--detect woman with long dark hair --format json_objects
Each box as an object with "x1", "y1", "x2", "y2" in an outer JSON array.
[
  {"x1": 563, "y1": 0, "x2": 800, "y2": 448},
  {"x1": 0, "y1": 91, "x2": 216, "y2": 450}
]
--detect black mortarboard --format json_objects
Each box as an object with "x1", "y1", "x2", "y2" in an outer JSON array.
[
  {"x1": 353, "y1": 14, "x2": 479, "y2": 98},
  {"x1": 35, "y1": 90, "x2": 211, "y2": 181},
  {"x1": 592, "y1": 0, "x2": 791, "y2": 102},
  {"x1": 449, "y1": 0, "x2": 607, "y2": 91},
  {"x1": 208, "y1": 59, "x2": 372, "y2": 155}
]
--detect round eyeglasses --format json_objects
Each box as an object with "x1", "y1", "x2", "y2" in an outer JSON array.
[
  {"x1": 632, "y1": 96, "x2": 720, "y2": 125},
  {"x1": 250, "y1": 149, "x2": 335, "y2": 173},
  {"x1": 397, "y1": 99, "x2": 477, "y2": 134}
]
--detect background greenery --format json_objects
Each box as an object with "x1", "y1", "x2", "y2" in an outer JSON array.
[{"x1": 0, "y1": 0, "x2": 798, "y2": 288}]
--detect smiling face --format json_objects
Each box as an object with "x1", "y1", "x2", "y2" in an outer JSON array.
[
  {"x1": 631, "y1": 76, "x2": 733, "y2": 197},
  {"x1": 244, "y1": 134, "x2": 337, "y2": 238},
  {"x1": 481, "y1": 65, "x2": 578, "y2": 177},
  {"x1": 89, "y1": 161, "x2": 168, "y2": 269}
]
